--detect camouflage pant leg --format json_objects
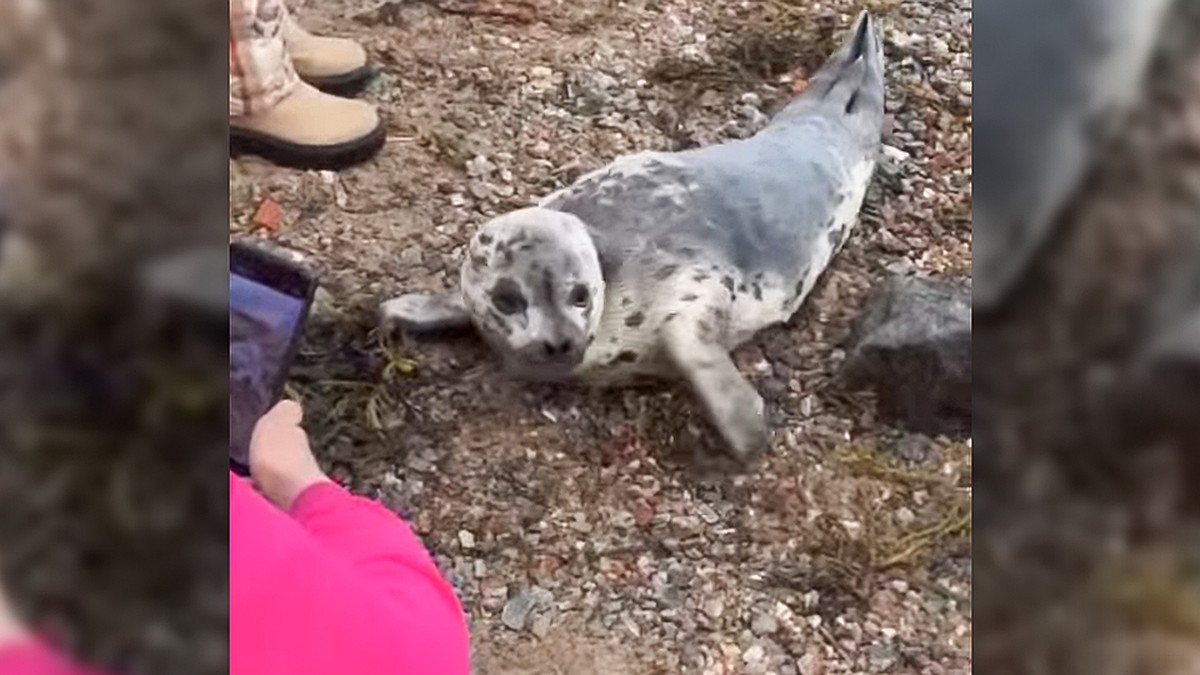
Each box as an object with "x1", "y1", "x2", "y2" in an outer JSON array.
[{"x1": 229, "y1": 0, "x2": 300, "y2": 117}]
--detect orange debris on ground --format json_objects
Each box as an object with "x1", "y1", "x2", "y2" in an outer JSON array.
[{"x1": 251, "y1": 196, "x2": 283, "y2": 232}]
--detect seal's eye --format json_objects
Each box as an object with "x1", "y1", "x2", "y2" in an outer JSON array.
[
  {"x1": 568, "y1": 284, "x2": 590, "y2": 308},
  {"x1": 490, "y1": 279, "x2": 526, "y2": 316}
]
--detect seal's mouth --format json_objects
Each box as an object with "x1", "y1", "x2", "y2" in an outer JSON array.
[{"x1": 501, "y1": 352, "x2": 584, "y2": 382}]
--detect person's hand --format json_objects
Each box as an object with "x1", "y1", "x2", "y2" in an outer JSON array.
[
  {"x1": 248, "y1": 400, "x2": 330, "y2": 510},
  {"x1": 0, "y1": 567, "x2": 30, "y2": 650}
]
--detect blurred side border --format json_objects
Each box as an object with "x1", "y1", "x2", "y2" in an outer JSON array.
[
  {"x1": 0, "y1": 1, "x2": 230, "y2": 673},
  {"x1": 974, "y1": 0, "x2": 1200, "y2": 673}
]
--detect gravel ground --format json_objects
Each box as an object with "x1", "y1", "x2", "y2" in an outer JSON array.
[{"x1": 231, "y1": 0, "x2": 973, "y2": 672}]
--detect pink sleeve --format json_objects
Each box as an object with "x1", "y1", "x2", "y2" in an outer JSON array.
[
  {"x1": 288, "y1": 481, "x2": 461, "y2": 614},
  {"x1": 230, "y1": 473, "x2": 470, "y2": 675},
  {"x1": 0, "y1": 640, "x2": 103, "y2": 675}
]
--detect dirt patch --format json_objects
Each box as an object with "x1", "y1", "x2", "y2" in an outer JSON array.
[{"x1": 471, "y1": 621, "x2": 664, "y2": 675}]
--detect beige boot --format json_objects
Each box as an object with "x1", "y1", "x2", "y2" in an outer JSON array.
[
  {"x1": 230, "y1": 81, "x2": 384, "y2": 170},
  {"x1": 283, "y1": 16, "x2": 374, "y2": 95}
]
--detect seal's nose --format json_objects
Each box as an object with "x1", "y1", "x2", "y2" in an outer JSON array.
[{"x1": 540, "y1": 339, "x2": 575, "y2": 359}]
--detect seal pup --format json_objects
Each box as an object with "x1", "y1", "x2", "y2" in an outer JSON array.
[{"x1": 381, "y1": 11, "x2": 886, "y2": 459}]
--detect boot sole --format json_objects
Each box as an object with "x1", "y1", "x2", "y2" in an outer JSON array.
[
  {"x1": 303, "y1": 66, "x2": 376, "y2": 98},
  {"x1": 230, "y1": 122, "x2": 386, "y2": 171}
]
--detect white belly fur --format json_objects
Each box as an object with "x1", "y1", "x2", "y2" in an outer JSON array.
[{"x1": 575, "y1": 278, "x2": 672, "y2": 384}]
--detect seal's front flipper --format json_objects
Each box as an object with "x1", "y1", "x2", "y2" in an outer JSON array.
[
  {"x1": 662, "y1": 320, "x2": 771, "y2": 461},
  {"x1": 380, "y1": 293, "x2": 474, "y2": 335}
]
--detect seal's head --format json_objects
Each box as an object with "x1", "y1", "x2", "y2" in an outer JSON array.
[{"x1": 461, "y1": 207, "x2": 604, "y2": 378}]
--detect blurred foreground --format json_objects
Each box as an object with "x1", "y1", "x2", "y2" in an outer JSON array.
[{"x1": 0, "y1": 0, "x2": 229, "y2": 673}]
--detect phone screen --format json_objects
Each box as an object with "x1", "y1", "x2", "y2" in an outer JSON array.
[{"x1": 229, "y1": 251, "x2": 313, "y2": 472}]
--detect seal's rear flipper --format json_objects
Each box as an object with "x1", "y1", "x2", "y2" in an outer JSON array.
[
  {"x1": 809, "y1": 11, "x2": 873, "y2": 89},
  {"x1": 380, "y1": 293, "x2": 474, "y2": 335},
  {"x1": 811, "y1": 12, "x2": 883, "y2": 112},
  {"x1": 774, "y1": 11, "x2": 884, "y2": 137}
]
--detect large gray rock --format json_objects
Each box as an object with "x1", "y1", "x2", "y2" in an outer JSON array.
[{"x1": 840, "y1": 275, "x2": 971, "y2": 435}]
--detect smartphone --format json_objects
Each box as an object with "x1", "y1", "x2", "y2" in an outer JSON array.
[{"x1": 229, "y1": 241, "x2": 317, "y2": 475}]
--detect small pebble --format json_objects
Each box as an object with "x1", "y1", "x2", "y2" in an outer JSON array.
[
  {"x1": 530, "y1": 612, "x2": 553, "y2": 639},
  {"x1": 797, "y1": 652, "x2": 825, "y2": 675},
  {"x1": 885, "y1": 258, "x2": 916, "y2": 276},
  {"x1": 400, "y1": 246, "x2": 424, "y2": 266},
  {"x1": 751, "y1": 612, "x2": 779, "y2": 636},
  {"x1": 802, "y1": 590, "x2": 820, "y2": 611},
  {"x1": 457, "y1": 530, "x2": 476, "y2": 549},
  {"x1": 704, "y1": 599, "x2": 726, "y2": 619},
  {"x1": 501, "y1": 586, "x2": 554, "y2": 632},
  {"x1": 774, "y1": 602, "x2": 795, "y2": 622},
  {"x1": 881, "y1": 144, "x2": 911, "y2": 164},
  {"x1": 799, "y1": 394, "x2": 817, "y2": 416},
  {"x1": 743, "y1": 644, "x2": 765, "y2": 665}
]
